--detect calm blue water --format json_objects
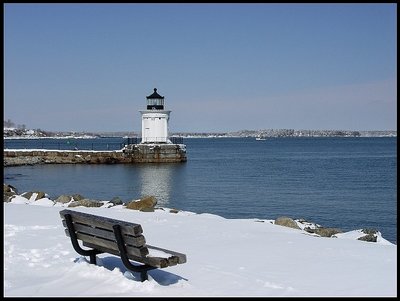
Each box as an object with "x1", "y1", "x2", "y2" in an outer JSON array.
[{"x1": 4, "y1": 137, "x2": 397, "y2": 244}]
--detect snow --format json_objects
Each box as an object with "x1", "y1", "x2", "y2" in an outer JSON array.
[
  {"x1": 4, "y1": 148, "x2": 122, "y2": 153},
  {"x1": 4, "y1": 199, "x2": 397, "y2": 297}
]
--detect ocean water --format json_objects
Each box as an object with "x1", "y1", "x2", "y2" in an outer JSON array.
[{"x1": 4, "y1": 137, "x2": 397, "y2": 244}]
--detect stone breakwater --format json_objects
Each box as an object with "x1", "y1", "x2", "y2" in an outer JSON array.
[
  {"x1": 4, "y1": 144, "x2": 187, "y2": 166},
  {"x1": 3, "y1": 183, "x2": 169, "y2": 213}
]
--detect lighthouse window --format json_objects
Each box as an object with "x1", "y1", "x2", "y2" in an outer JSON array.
[{"x1": 148, "y1": 99, "x2": 155, "y2": 105}]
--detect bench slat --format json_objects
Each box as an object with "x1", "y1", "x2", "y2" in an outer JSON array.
[
  {"x1": 65, "y1": 230, "x2": 149, "y2": 257},
  {"x1": 60, "y1": 209, "x2": 143, "y2": 236},
  {"x1": 83, "y1": 242, "x2": 175, "y2": 268},
  {"x1": 147, "y1": 244, "x2": 187, "y2": 264},
  {"x1": 62, "y1": 220, "x2": 146, "y2": 247}
]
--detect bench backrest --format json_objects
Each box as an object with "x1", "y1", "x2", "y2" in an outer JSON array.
[{"x1": 59, "y1": 209, "x2": 149, "y2": 258}]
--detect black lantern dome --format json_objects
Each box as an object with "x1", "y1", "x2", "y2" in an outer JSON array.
[{"x1": 146, "y1": 88, "x2": 164, "y2": 110}]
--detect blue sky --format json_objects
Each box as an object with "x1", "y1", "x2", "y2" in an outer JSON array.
[{"x1": 4, "y1": 3, "x2": 397, "y2": 133}]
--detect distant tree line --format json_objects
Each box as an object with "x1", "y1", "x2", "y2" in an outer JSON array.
[{"x1": 4, "y1": 119, "x2": 26, "y2": 130}]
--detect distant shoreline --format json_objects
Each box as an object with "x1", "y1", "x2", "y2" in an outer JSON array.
[
  {"x1": 3, "y1": 127, "x2": 397, "y2": 139},
  {"x1": 4, "y1": 133, "x2": 397, "y2": 139}
]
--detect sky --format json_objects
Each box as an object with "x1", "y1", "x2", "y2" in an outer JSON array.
[
  {"x1": 4, "y1": 196, "x2": 396, "y2": 297},
  {"x1": 3, "y1": 3, "x2": 397, "y2": 133}
]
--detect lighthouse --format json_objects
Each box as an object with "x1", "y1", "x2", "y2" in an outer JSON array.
[
  {"x1": 122, "y1": 88, "x2": 186, "y2": 162},
  {"x1": 140, "y1": 88, "x2": 171, "y2": 144}
]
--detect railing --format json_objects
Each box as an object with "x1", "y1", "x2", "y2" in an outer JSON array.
[
  {"x1": 125, "y1": 137, "x2": 140, "y2": 145},
  {"x1": 139, "y1": 137, "x2": 184, "y2": 144},
  {"x1": 4, "y1": 139, "x2": 128, "y2": 151},
  {"x1": 170, "y1": 136, "x2": 184, "y2": 144},
  {"x1": 3, "y1": 136, "x2": 185, "y2": 150}
]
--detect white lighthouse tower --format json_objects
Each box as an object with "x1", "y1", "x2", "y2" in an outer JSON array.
[{"x1": 140, "y1": 88, "x2": 171, "y2": 144}]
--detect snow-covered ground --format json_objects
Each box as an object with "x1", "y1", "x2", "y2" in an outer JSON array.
[{"x1": 4, "y1": 197, "x2": 397, "y2": 297}]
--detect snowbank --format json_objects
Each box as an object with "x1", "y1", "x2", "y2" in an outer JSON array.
[{"x1": 4, "y1": 200, "x2": 397, "y2": 297}]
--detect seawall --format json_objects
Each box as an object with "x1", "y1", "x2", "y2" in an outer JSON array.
[{"x1": 4, "y1": 143, "x2": 187, "y2": 166}]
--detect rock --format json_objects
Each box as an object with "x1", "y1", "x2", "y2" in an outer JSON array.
[
  {"x1": 358, "y1": 234, "x2": 377, "y2": 242},
  {"x1": 4, "y1": 184, "x2": 18, "y2": 202},
  {"x1": 4, "y1": 183, "x2": 18, "y2": 194},
  {"x1": 169, "y1": 208, "x2": 179, "y2": 214},
  {"x1": 361, "y1": 228, "x2": 378, "y2": 235},
  {"x1": 139, "y1": 207, "x2": 155, "y2": 212},
  {"x1": 72, "y1": 194, "x2": 85, "y2": 201},
  {"x1": 109, "y1": 197, "x2": 123, "y2": 206},
  {"x1": 21, "y1": 191, "x2": 46, "y2": 201},
  {"x1": 125, "y1": 195, "x2": 157, "y2": 211},
  {"x1": 68, "y1": 198, "x2": 103, "y2": 208},
  {"x1": 306, "y1": 227, "x2": 342, "y2": 237},
  {"x1": 55, "y1": 195, "x2": 74, "y2": 204},
  {"x1": 354, "y1": 229, "x2": 379, "y2": 242},
  {"x1": 295, "y1": 218, "x2": 321, "y2": 229},
  {"x1": 274, "y1": 216, "x2": 301, "y2": 230}
]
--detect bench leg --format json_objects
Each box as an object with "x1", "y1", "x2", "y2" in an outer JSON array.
[
  {"x1": 65, "y1": 214, "x2": 103, "y2": 265},
  {"x1": 112, "y1": 224, "x2": 156, "y2": 282},
  {"x1": 89, "y1": 254, "x2": 97, "y2": 264},
  {"x1": 140, "y1": 271, "x2": 148, "y2": 282}
]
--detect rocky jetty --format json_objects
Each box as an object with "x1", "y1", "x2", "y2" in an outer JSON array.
[
  {"x1": 272, "y1": 216, "x2": 380, "y2": 242},
  {"x1": 3, "y1": 183, "x2": 167, "y2": 213},
  {"x1": 4, "y1": 183, "x2": 385, "y2": 243}
]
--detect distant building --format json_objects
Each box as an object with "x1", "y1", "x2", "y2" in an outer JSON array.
[{"x1": 139, "y1": 88, "x2": 171, "y2": 144}]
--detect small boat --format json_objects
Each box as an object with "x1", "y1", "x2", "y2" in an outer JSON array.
[{"x1": 255, "y1": 136, "x2": 266, "y2": 141}]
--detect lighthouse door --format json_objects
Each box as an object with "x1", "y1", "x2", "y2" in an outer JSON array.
[{"x1": 144, "y1": 126, "x2": 151, "y2": 143}]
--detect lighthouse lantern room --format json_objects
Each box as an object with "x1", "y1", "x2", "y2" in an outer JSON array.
[{"x1": 140, "y1": 88, "x2": 171, "y2": 144}]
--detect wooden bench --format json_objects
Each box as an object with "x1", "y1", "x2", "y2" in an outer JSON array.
[{"x1": 59, "y1": 209, "x2": 187, "y2": 282}]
